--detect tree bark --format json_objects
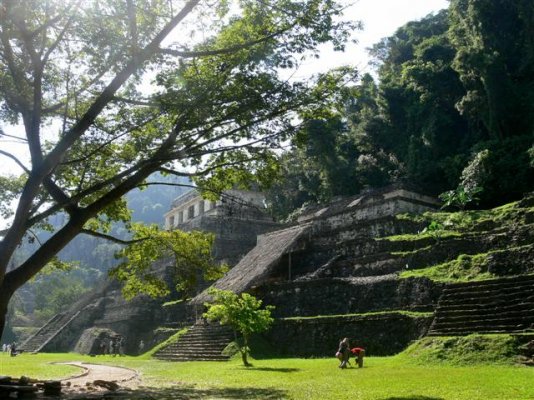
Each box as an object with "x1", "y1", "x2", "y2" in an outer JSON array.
[
  {"x1": 0, "y1": 292, "x2": 10, "y2": 343},
  {"x1": 241, "y1": 333, "x2": 251, "y2": 367}
]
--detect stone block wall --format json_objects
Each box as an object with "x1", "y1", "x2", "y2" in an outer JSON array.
[
  {"x1": 91, "y1": 289, "x2": 166, "y2": 354},
  {"x1": 261, "y1": 312, "x2": 432, "y2": 357},
  {"x1": 180, "y1": 215, "x2": 280, "y2": 266},
  {"x1": 255, "y1": 277, "x2": 443, "y2": 318}
]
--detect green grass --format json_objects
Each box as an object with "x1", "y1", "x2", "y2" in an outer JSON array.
[
  {"x1": 162, "y1": 299, "x2": 185, "y2": 307},
  {"x1": 397, "y1": 197, "x2": 534, "y2": 233},
  {"x1": 400, "y1": 334, "x2": 521, "y2": 366},
  {"x1": 400, "y1": 244, "x2": 534, "y2": 283},
  {"x1": 282, "y1": 310, "x2": 433, "y2": 321},
  {"x1": 139, "y1": 327, "x2": 188, "y2": 359},
  {"x1": 400, "y1": 252, "x2": 494, "y2": 282},
  {"x1": 0, "y1": 352, "x2": 82, "y2": 379},
  {"x1": 1, "y1": 348, "x2": 533, "y2": 399},
  {"x1": 380, "y1": 231, "x2": 463, "y2": 242}
]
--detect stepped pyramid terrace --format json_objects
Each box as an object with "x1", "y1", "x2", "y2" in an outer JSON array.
[{"x1": 20, "y1": 185, "x2": 534, "y2": 363}]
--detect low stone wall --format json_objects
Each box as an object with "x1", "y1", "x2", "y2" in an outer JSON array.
[
  {"x1": 261, "y1": 312, "x2": 432, "y2": 357},
  {"x1": 256, "y1": 277, "x2": 442, "y2": 318}
]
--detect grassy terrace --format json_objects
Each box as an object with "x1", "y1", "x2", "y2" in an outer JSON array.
[
  {"x1": 375, "y1": 197, "x2": 534, "y2": 283},
  {"x1": 396, "y1": 198, "x2": 534, "y2": 233},
  {"x1": 1, "y1": 335, "x2": 533, "y2": 400},
  {"x1": 282, "y1": 310, "x2": 433, "y2": 320}
]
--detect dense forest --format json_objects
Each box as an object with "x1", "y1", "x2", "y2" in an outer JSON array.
[{"x1": 267, "y1": 0, "x2": 534, "y2": 219}]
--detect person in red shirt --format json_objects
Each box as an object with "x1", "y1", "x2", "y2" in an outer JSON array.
[{"x1": 350, "y1": 346, "x2": 365, "y2": 368}]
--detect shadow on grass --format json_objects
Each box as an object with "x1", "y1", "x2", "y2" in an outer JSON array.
[
  {"x1": 238, "y1": 366, "x2": 300, "y2": 373},
  {"x1": 64, "y1": 385, "x2": 288, "y2": 399},
  {"x1": 381, "y1": 397, "x2": 444, "y2": 400}
]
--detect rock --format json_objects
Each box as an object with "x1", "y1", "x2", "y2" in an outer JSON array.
[
  {"x1": 43, "y1": 380, "x2": 62, "y2": 396},
  {"x1": 93, "y1": 380, "x2": 120, "y2": 391}
]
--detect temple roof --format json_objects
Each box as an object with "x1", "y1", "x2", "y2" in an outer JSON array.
[{"x1": 190, "y1": 223, "x2": 311, "y2": 304}]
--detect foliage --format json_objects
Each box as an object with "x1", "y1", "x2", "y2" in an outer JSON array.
[
  {"x1": 466, "y1": 137, "x2": 534, "y2": 206},
  {"x1": 420, "y1": 220, "x2": 445, "y2": 242},
  {"x1": 449, "y1": 0, "x2": 534, "y2": 140},
  {"x1": 204, "y1": 288, "x2": 274, "y2": 366},
  {"x1": 267, "y1": 3, "x2": 534, "y2": 218},
  {"x1": 111, "y1": 224, "x2": 226, "y2": 300},
  {"x1": 398, "y1": 194, "x2": 534, "y2": 234},
  {"x1": 439, "y1": 185, "x2": 482, "y2": 210},
  {"x1": 0, "y1": 0, "x2": 357, "y2": 338},
  {"x1": 32, "y1": 272, "x2": 90, "y2": 320}
]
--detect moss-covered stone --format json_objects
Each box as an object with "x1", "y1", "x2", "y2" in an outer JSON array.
[{"x1": 400, "y1": 334, "x2": 528, "y2": 365}]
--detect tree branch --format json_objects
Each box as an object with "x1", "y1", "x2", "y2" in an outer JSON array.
[
  {"x1": 0, "y1": 0, "x2": 201, "y2": 272},
  {"x1": 158, "y1": 26, "x2": 291, "y2": 58},
  {"x1": 112, "y1": 96, "x2": 158, "y2": 107},
  {"x1": 0, "y1": 150, "x2": 29, "y2": 173},
  {"x1": 80, "y1": 229, "x2": 146, "y2": 245}
]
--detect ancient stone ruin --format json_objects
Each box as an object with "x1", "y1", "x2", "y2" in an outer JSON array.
[
  {"x1": 19, "y1": 188, "x2": 278, "y2": 355},
  {"x1": 21, "y1": 184, "x2": 534, "y2": 361}
]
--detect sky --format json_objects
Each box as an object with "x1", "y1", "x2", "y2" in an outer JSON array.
[
  {"x1": 295, "y1": 0, "x2": 449, "y2": 77},
  {"x1": 0, "y1": 0, "x2": 449, "y2": 176}
]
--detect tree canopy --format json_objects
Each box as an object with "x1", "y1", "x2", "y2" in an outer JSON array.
[
  {"x1": 268, "y1": 2, "x2": 534, "y2": 219},
  {"x1": 204, "y1": 288, "x2": 274, "y2": 366},
  {"x1": 0, "y1": 0, "x2": 357, "y2": 338}
]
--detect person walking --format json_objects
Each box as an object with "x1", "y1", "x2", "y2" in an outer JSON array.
[
  {"x1": 337, "y1": 338, "x2": 350, "y2": 368},
  {"x1": 118, "y1": 336, "x2": 125, "y2": 356}
]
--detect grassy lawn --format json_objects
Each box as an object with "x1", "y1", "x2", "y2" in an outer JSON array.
[{"x1": 1, "y1": 352, "x2": 533, "y2": 399}]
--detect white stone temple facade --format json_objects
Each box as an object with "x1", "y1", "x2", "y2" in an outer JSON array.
[{"x1": 164, "y1": 189, "x2": 269, "y2": 230}]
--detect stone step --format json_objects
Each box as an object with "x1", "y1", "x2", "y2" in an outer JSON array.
[
  {"x1": 441, "y1": 285, "x2": 534, "y2": 299},
  {"x1": 429, "y1": 274, "x2": 534, "y2": 336},
  {"x1": 164, "y1": 343, "x2": 230, "y2": 349},
  {"x1": 431, "y1": 315, "x2": 534, "y2": 329},
  {"x1": 155, "y1": 356, "x2": 230, "y2": 361},
  {"x1": 430, "y1": 320, "x2": 534, "y2": 331},
  {"x1": 175, "y1": 338, "x2": 233, "y2": 344},
  {"x1": 442, "y1": 282, "x2": 534, "y2": 296},
  {"x1": 175, "y1": 330, "x2": 232, "y2": 336},
  {"x1": 438, "y1": 293, "x2": 534, "y2": 307},
  {"x1": 162, "y1": 345, "x2": 228, "y2": 351},
  {"x1": 445, "y1": 275, "x2": 534, "y2": 291},
  {"x1": 20, "y1": 312, "x2": 80, "y2": 352},
  {"x1": 427, "y1": 328, "x2": 533, "y2": 336},
  {"x1": 436, "y1": 299, "x2": 534, "y2": 313},
  {"x1": 158, "y1": 348, "x2": 228, "y2": 356},
  {"x1": 435, "y1": 304, "x2": 534, "y2": 319},
  {"x1": 152, "y1": 323, "x2": 234, "y2": 362}
]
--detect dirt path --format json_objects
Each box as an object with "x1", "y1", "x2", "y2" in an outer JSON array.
[{"x1": 59, "y1": 362, "x2": 139, "y2": 393}]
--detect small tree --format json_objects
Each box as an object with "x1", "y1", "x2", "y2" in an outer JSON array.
[
  {"x1": 421, "y1": 220, "x2": 445, "y2": 243},
  {"x1": 204, "y1": 288, "x2": 274, "y2": 367},
  {"x1": 439, "y1": 185, "x2": 482, "y2": 210}
]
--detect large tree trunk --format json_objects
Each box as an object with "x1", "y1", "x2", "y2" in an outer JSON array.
[{"x1": 0, "y1": 291, "x2": 11, "y2": 342}]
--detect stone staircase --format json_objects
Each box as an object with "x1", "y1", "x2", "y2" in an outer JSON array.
[
  {"x1": 20, "y1": 311, "x2": 81, "y2": 353},
  {"x1": 153, "y1": 323, "x2": 234, "y2": 361},
  {"x1": 428, "y1": 275, "x2": 534, "y2": 336}
]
